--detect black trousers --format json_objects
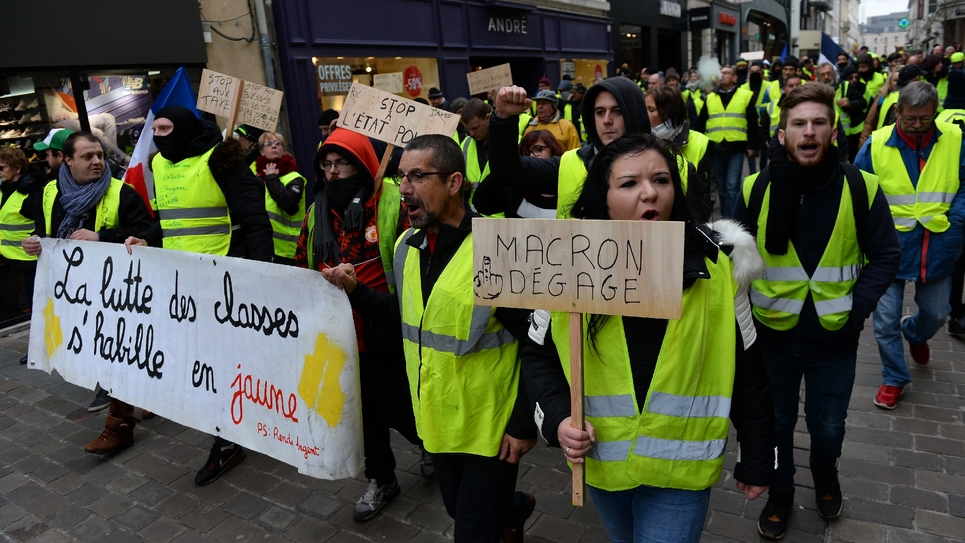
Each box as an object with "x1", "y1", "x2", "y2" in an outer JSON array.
[
  {"x1": 432, "y1": 452, "x2": 529, "y2": 543},
  {"x1": 847, "y1": 134, "x2": 861, "y2": 163},
  {"x1": 951, "y1": 251, "x2": 965, "y2": 319},
  {"x1": 360, "y1": 349, "x2": 420, "y2": 484}
]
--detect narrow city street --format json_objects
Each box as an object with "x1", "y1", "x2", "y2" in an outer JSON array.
[{"x1": 0, "y1": 285, "x2": 963, "y2": 543}]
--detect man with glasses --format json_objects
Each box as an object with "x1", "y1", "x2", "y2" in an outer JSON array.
[
  {"x1": 696, "y1": 64, "x2": 758, "y2": 218},
  {"x1": 296, "y1": 128, "x2": 427, "y2": 522},
  {"x1": 855, "y1": 82, "x2": 965, "y2": 409}
]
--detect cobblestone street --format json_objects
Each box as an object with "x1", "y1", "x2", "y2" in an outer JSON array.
[{"x1": 1, "y1": 288, "x2": 964, "y2": 543}]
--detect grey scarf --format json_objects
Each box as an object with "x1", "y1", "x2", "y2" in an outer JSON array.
[{"x1": 57, "y1": 163, "x2": 112, "y2": 238}]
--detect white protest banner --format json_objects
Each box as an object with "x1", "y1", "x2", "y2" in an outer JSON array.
[
  {"x1": 338, "y1": 82, "x2": 461, "y2": 147},
  {"x1": 373, "y1": 72, "x2": 404, "y2": 94},
  {"x1": 238, "y1": 81, "x2": 284, "y2": 132},
  {"x1": 467, "y1": 63, "x2": 513, "y2": 96},
  {"x1": 27, "y1": 239, "x2": 362, "y2": 480},
  {"x1": 197, "y1": 69, "x2": 242, "y2": 119},
  {"x1": 472, "y1": 218, "x2": 685, "y2": 319}
]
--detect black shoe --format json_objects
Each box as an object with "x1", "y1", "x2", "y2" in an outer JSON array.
[
  {"x1": 949, "y1": 316, "x2": 965, "y2": 336},
  {"x1": 195, "y1": 443, "x2": 246, "y2": 486},
  {"x1": 758, "y1": 494, "x2": 793, "y2": 540},
  {"x1": 419, "y1": 446, "x2": 434, "y2": 480},
  {"x1": 812, "y1": 466, "x2": 843, "y2": 520},
  {"x1": 87, "y1": 389, "x2": 111, "y2": 412},
  {"x1": 19, "y1": 355, "x2": 27, "y2": 365}
]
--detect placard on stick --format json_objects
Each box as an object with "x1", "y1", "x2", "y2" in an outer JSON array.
[
  {"x1": 472, "y1": 218, "x2": 684, "y2": 319},
  {"x1": 197, "y1": 69, "x2": 242, "y2": 119},
  {"x1": 373, "y1": 72, "x2": 404, "y2": 94},
  {"x1": 238, "y1": 81, "x2": 284, "y2": 132},
  {"x1": 467, "y1": 63, "x2": 513, "y2": 96},
  {"x1": 338, "y1": 82, "x2": 461, "y2": 147}
]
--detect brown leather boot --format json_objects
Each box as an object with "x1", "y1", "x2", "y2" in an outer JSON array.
[{"x1": 85, "y1": 415, "x2": 134, "y2": 454}]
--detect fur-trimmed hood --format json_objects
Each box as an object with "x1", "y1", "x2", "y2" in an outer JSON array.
[
  {"x1": 708, "y1": 218, "x2": 764, "y2": 291},
  {"x1": 207, "y1": 138, "x2": 247, "y2": 180}
]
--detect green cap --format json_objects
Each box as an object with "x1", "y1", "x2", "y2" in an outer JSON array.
[{"x1": 34, "y1": 128, "x2": 73, "y2": 152}]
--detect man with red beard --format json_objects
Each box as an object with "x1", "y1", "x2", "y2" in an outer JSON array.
[{"x1": 734, "y1": 84, "x2": 900, "y2": 539}]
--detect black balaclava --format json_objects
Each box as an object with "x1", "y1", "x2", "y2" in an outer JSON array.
[{"x1": 154, "y1": 106, "x2": 203, "y2": 164}]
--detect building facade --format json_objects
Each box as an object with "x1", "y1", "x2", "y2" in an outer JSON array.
[
  {"x1": 909, "y1": 0, "x2": 964, "y2": 52},
  {"x1": 611, "y1": 0, "x2": 687, "y2": 74},
  {"x1": 861, "y1": 11, "x2": 909, "y2": 57}
]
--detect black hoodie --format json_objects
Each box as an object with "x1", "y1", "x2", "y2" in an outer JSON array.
[{"x1": 488, "y1": 77, "x2": 651, "y2": 196}]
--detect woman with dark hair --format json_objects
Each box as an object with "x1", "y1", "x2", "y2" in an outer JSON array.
[
  {"x1": 646, "y1": 86, "x2": 713, "y2": 220},
  {"x1": 523, "y1": 134, "x2": 775, "y2": 542},
  {"x1": 472, "y1": 129, "x2": 562, "y2": 218}
]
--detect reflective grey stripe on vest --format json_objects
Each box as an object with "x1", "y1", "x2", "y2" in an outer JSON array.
[
  {"x1": 0, "y1": 239, "x2": 23, "y2": 246},
  {"x1": 647, "y1": 392, "x2": 731, "y2": 419},
  {"x1": 632, "y1": 435, "x2": 726, "y2": 461},
  {"x1": 918, "y1": 191, "x2": 956, "y2": 204},
  {"x1": 814, "y1": 293, "x2": 852, "y2": 316},
  {"x1": 585, "y1": 395, "x2": 636, "y2": 418},
  {"x1": 462, "y1": 137, "x2": 472, "y2": 158},
  {"x1": 811, "y1": 264, "x2": 862, "y2": 282},
  {"x1": 266, "y1": 211, "x2": 303, "y2": 228},
  {"x1": 162, "y1": 225, "x2": 232, "y2": 238},
  {"x1": 705, "y1": 126, "x2": 747, "y2": 134},
  {"x1": 886, "y1": 195, "x2": 916, "y2": 206},
  {"x1": 750, "y1": 288, "x2": 804, "y2": 314},
  {"x1": 707, "y1": 113, "x2": 746, "y2": 120},
  {"x1": 272, "y1": 232, "x2": 299, "y2": 243},
  {"x1": 158, "y1": 207, "x2": 228, "y2": 220},
  {"x1": 586, "y1": 440, "x2": 633, "y2": 462},
  {"x1": 892, "y1": 217, "x2": 919, "y2": 229},
  {"x1": 0, "y1": 223, "x2": 34, "y2": 231},
  {"x1": 765, "y1": 266, "x2": 810, "y2": 282}
]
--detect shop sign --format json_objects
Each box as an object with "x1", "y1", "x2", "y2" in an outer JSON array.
[
  {"x1": 316, "y1": 63, "x2": 353, "y2": 96},
  {"x1": 488, "y1": 16, "x2": 527, "y2": 34},
  {"x1": 953, "y1": 9, "x2": 965, "y2": 18},
  {"x1": 719, "y1": 12, "x2": 736, "y2": 26},
  {"x1": 689, "y1": 7, "x2": 711, "y2": 30},
  {"x1": 403, "y1": 66, "x2": 423, "y2": 98},
  {"x1": 373, "y1": 72, "x2": 404, "y2": 94},
  {"x1": 561, "y1": 61, "x2": 576, "y2": 79},
  {"x1": 469, "y1": 5, "x2": 541, "y2": 48},
  {"x1": 660, "y1": 0, "x2": 681, "y2": 18}
]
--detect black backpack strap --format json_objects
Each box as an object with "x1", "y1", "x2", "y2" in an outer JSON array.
[
  {"x1": 840, "y1": 162, "x2": 869, "y2": 252},
  {"x1": 748, "y1": 167, "x2": 771, "y2": 233}
]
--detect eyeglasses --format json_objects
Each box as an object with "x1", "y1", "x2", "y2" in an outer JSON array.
[
  {"x1": 321, "y1": 159, "x2": 352, "y2": 171},
  {"x1": 263, "y1": 140, "x2": 283, "y2": 147},
  {"x1": 900, "y1": 115, "x2": 934, "y2": 125},
  {"x1": 529, "y1": 145, "x2": 548, "y2": 156},
  {"x1": 399, "y1": 170, "x2": 454, "y2": 183}
]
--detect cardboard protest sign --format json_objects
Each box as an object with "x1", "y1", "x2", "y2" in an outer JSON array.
[
  {"x1": 467, "y1": 63, "x2": 513, "y2": 96},
  {"x1": 338, "y1": 82, "x2": 460, "y2": 147},
  {"x1": 472, "y1": 218, "x2": 684, "y2": 319},
  {"x1": 238, "y1": 81, "x2": 284, "y2": 132},
  {"x1": 373, "y1": 72, "x2": 404, "y2": 94},
  {"x1": 27, "y1": 239, "x2": 362, "y2": 480},
  {"x1": 197, "y1": 69, "x2": 242, "y2": 119}
]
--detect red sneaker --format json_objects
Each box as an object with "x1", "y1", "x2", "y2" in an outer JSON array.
[
  {"x1": 909, "y1": 342, "x2": 930, "y2": 365},
  {"x1": 874, "y1": 384, "x2": 904, "y2": 409}
]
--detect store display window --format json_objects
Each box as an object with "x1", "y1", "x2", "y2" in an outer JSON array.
[
  {"x1": 313, "y1": 57, "x2": 441, "y2": 111},
  {"x1": 560, "y1": 59, "x2": 610, "y2": 85}
]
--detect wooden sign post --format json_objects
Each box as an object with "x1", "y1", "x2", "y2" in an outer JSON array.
[
  {"x1": 472, "y1": 218, "x2": 685, "y2": 505},
  {"x1": 339, "y1": 82, "x2": 462, "y2": 183},
  {"x1": 467, "y1": 63, "x2": 513, "y2": 96}
]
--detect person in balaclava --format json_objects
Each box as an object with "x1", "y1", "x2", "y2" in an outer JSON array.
[
  {"x1": 125, "y1": 105, "x2": 273, "y2": 486},
  {"x1": 489, "y1": 77, "x2": 652, "y2": 218},
  {"x1": 293, "y1": 128, "x2": 426, "y2": 522}
]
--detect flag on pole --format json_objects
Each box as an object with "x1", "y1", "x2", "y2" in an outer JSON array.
[
  {"x1": 780, "y1": 43, "x2": 788, "y2": 63},
  {"x1": 819, "y1": 33, "x2": 848, "y2": 69},
  {"x1": 123, "y1": 67, "x2": 199, "y2": 214}
]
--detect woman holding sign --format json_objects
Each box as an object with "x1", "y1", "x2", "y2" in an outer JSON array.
[{"x1": 523, "y1": 134, "x2": 775, "y2": 542}]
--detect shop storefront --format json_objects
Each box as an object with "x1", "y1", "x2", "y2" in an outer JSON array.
[
  {"x1": 0, "y1": 0, "x2": 207, "y2": 327},
  {"x1": 689, "y1": 2, "x2": 740, "y2": 66},
  {"x1": 742, "y1": 0, "x2": 789, "y2": 62},
  {"x1": 271, "y1": 0, "x2": 613, "y2": 175},
  {"x1": 611, "y1": 0, "x2": 687, "y2": 73}
]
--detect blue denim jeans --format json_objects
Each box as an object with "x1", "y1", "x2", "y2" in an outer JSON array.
[
  {"x1": 760, "y1": 346, "x2": 856, "y2": 495},
  {"x1": 873, "y1": 276, "x2": 952, "y2": 386},
  {"x1": 587, "y1": 484, "x2": 711, "y2": 543},
  {"x1": 711, "y1": 149, "x2": 744, "y2": 219}
]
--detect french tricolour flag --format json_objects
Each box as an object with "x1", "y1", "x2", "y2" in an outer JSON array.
[{"x1": 123, "y1": 67, "x2": 200, "y2": 215}]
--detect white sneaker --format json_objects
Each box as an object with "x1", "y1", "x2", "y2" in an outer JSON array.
[{"x1": 353, "y1": 478, "x2": 400, "y2": 522}]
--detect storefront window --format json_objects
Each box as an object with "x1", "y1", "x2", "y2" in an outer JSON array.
[
  {"x1": 313, "y1": 57, "x2": 440, "y2": 111},
  {"x1": 560, "y1": 59, "x2": 610, "y2": 85}
]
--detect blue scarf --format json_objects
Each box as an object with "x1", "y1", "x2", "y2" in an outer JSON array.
[{"x1": 57, "y1": 163, "x2": 112, "y2": 239}]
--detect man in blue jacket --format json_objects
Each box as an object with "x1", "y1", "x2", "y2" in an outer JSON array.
[{"x1": 855, "y1": 81, "x2": 965, "y2": 410}]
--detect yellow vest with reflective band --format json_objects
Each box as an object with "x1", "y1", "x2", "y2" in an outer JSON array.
[
  {"x1": 461, "y1": 137, "x2": 490, "y2": 184},
  {"x1": 681, "y1": 130, "x2": 709, "y2": 168},
  {"x1": 305, "y1": 179, "x2": 402, "y2": 292},
  {"x1": 264, "y1": 171, "x2": 306, "y2": 259},
  {"x1": 682, "y1": 89, "x2": 704, "y2": 119},
  {"x1": 705, "y1": 88, "x2": 753, "y2": 143},
  {"x1": 561, "y1": 102, "x2": 586, "y2": 141},
  {"x1": 0, "y1": 190, "x2": 36, "y2": 261},
  {"x1": 551, "y1": 253, "x2": 737, "y2": 491},
  {"x1": 42, "y1": 179, "x2": 124, "y2": 240},
  {"x1": 557, "y1": 149, "x2": 588, "y2": 219},
  {"x1": 766, "y1": 100, "x2": 782, "y2": 138},
  {"x1": 938, "y1": 108, "x2": 965, "y2": 125},
  {"x1": 742, "y1": 171, "x2": 877, "y2": 331},
  {"x1": 862, "y1": 72, "x2": 886, "y2": 104},
  {"x1": 937, "y1": 77, "x2": 948, "y2": 112},
  {"x1": 518, "y1": 113, "x2": 532, "y2": 138},
  {"x1": 393, "y1": 228, "x2": 519, "y2": 455},
  {"x1": 739, "y1": 82, "x2": 768, "y2": 110},
  {"x1": 835, "y1": 82, "x2": 856, "y2": 136},
  {"x1": 877, "y1": 92, "x2": 899, "y2": 130},
  {"x1": 153, "y1": 147, "x2": 232, "y2": 255},
  {"x1": 870, "y1": 121, "x2": 963, "y2": 233}
]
